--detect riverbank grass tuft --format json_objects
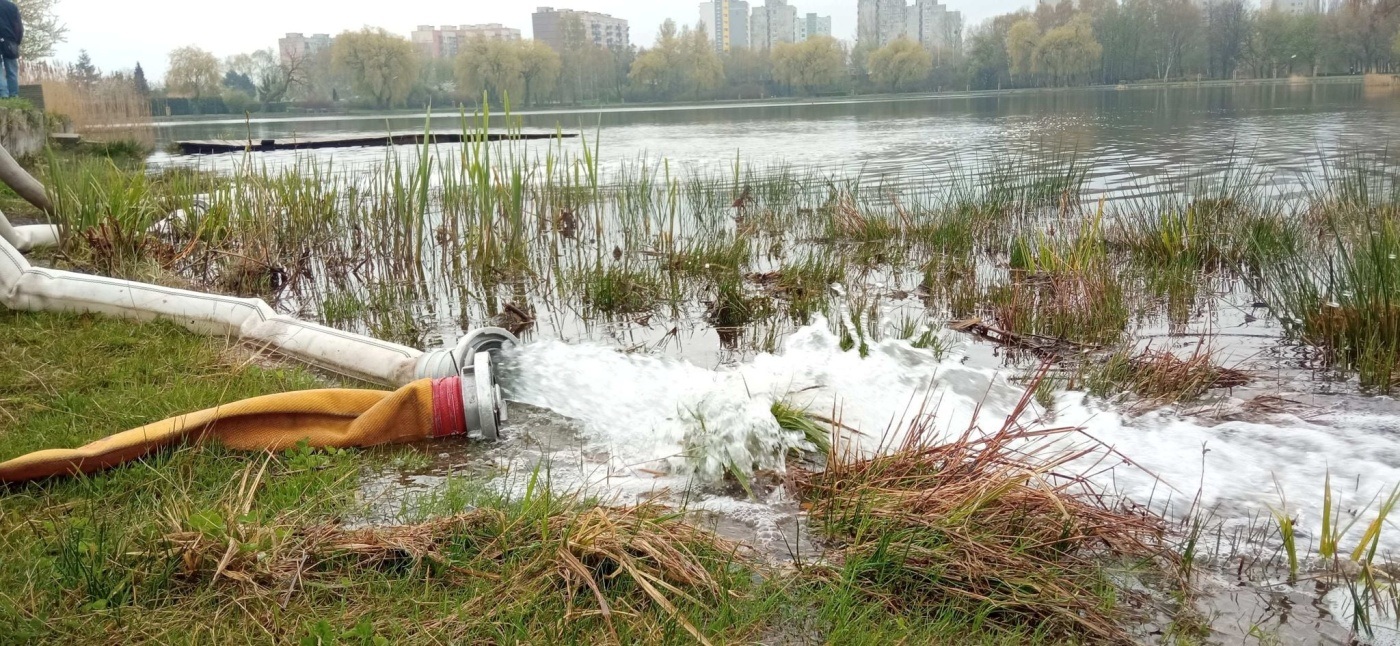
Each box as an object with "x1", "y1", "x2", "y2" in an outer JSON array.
[
  {"x1": 1, "y1": 309, "x2": 1192, "y2": 644},
  {"x1": 798, "y1": 389, "x2": 1166, "y2": 643}
]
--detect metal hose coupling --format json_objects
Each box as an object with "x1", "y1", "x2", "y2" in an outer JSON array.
[
  {"x1": 415, "y1": 327, "x2": 521, "y2": 380},
  {"x1": 419, "y1": 327, "x2": 519, "y2": 441}
]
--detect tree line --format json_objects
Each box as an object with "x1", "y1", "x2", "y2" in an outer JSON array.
[
  {"x1": 969, "y1": 0, "x2": 1399, "y2": 89},
  {"x1": 97, "y1": 0, "x2": 1400, "y2": 114}
]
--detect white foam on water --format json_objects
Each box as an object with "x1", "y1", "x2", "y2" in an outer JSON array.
[
  {"x1": 501, "y1": 318, "x2": 1400, "y2": 554},
  {"x1": 502, "y1": 318, "x2": 1029, "y2": 480},
  {"x1": 1054, "y1": 397, "x2": 1400, "y2": 549}
]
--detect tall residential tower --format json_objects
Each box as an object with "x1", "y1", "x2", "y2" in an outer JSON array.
[
  {"x1": 277, "y1": 33, "x2": 332, "y2": 65},
  {"x1": 410, "y1": 24, "x2": 521, "y2": 60},
  {"x1": 795, "y1": 13, "x2": 832, "y2": 41},
  {"x1": 857, "y1": 0, "x2": 962, "y2": 50},
  {"x1": 532, "y1": 7, "x2": 630, "y2": 52},
  {"x1": 699, "y1": 0, "x2": 751, "y2": 52},
  {"x1": 1266, "y1": 0, "x2": 1321, "y2": 13},
  {"x1": 750, "y1": 0, "x2": 798, "y2": 50}
]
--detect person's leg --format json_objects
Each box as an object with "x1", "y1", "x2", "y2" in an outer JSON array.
[{"x1": 4, "y1": 58, "x2": 19, "y2": 98}]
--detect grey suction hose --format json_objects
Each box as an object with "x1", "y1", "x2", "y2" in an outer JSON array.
[
  {"x1": 0, "y1": 143, "x2": 519, "y2": 438},
  {"x1": 0, "y1": 143, "x2": 52, "y2": 214},
  {"x1": 0, "y1": 144, "x2": 58, "y2": 251}
]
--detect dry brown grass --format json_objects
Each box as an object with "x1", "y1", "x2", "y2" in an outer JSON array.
[
  {"x1": 798, "y1": 382, "x2": 1167, "y2": 643},
  {"x1": 983, "y1": 272, "x2": 1130, "y2": 347},
  {"x1": 1363, "y1": 73, "x2": 1400, "y2": 88},
  {"x1": 1082, "y1": 344, "x2": 1251, "y2": 410},
  {"x1": 21, "y1": 61, "x2": 154, "y2": 145},
  {"x1": 162, "y1": 470, "x2": 744, "y2": 645},
  {"x1": 949, "y1": 315, "x2": 1097, "y2": 360},
  {"x1": 1124, "y1": 349, "x2": 1250, "y2": 398}
]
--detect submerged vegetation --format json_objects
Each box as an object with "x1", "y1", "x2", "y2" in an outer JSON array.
[{"x1": 26, "y1": 118, "x2": 1400, "y2": 404}]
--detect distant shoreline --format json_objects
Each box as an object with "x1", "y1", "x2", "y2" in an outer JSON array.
[{"x1": 149, "y1": 75, "x2": 1373, "y2": 129}]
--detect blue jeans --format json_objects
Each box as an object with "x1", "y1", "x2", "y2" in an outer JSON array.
[{"x1": 0, "y1": 58, "x2": 17, "y2": 98}]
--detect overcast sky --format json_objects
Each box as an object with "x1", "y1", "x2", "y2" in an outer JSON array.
[{"x1": 52, "y1": 0, "x2": 1034, "y2": 78}]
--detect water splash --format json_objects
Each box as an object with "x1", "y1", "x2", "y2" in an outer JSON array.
[
  {"x1": 504, "y1": 317, "x2": 1034, "y2": 479},
  {"x1": 500, "y1": 318, "x2": 1400, "y2": 554}
]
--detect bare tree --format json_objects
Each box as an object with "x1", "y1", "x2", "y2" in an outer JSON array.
[
  {"x1": 15, "y1": 0, "x2": 66, "y2": 59},
  {"x1": 1145, "y1": 0, "x2": 1201, "y2": 81},
  {"x1": 1206, "y1": 1, "x2": 1249, "y2": 79},
  {"x1": 238, "y1": 49, "x2": 306, "y2": 106}
]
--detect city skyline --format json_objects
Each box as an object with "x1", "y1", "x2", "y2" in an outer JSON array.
[
  {"x1": 53, "y1": 0, "x2": 1036, "y2": 77},
  {"x1": 702, "y1": 0, "x2": 834, "y2": 52},
  {"x1": 532, "y1": 6, "x2": 632, "y2": 52},
  {"x1": 56, "y1": 0, "x2": 1297, "y2": 78},
  {"x1": 858, "y1": 0, "x2": 962, "y2": 51},
  {"x1": 410, "y1": 24, "x2": 523, "y2": 60},
  {"x1": 700, "y1": 1, "x2": 752, "y2": 51}
]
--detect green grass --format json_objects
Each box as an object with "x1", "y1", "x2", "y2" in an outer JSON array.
[
  {"x1": 910, "y1": 207, "x2": 981, "y2": 255},
  {"x1": 1261, "y1": 215, "x2": 1400, "y2": 390},
  {"x1": 0, "y1": 309, "x2": 330, "y2": 457},
  {"x1": 0, "y1": 309, "x2": 777, "y2": 643},
  {"x1": 23, "y1": 133, "x2": 1400, "y2": 398},
  {"x1": 1238, "y1": 213, "x2": 1303, "y2": 277},
  {"x1": 0, "y1": 309, "x2": 1190, "y2": 644},
  {"x1": 1077, "y1": 345, "x2": 1250, "y2": 409},
  {"x1": 665, "y1": 235, "x2": 751, "y2": 278},
  {"x1": 81, "y1": 138, "x2": 153, "y2": 161},
  {"x1": 771, "y1": 400, "x2": 831, "y2": 455},
  {"x1": 1113, "y1": 202, "x2": 1231, "y2": 271},
  {"x1": 21, "y1": 126, "x2": 1400, "y2": 400},
  {"x1": 771, "y1": 256, "x2": 844, "y2": 323},
  {"x1": 43, "y1": 153, "x2": 163, "y2": 276},
  {"x1": 0, "y1": 97, "x2": 37, "y2": 112},
  {"x1": 707, "y1": 273, "x2": 774, "y2": 329},
  {"x1": 17, "y1": 117, "x2": 1400, "y2": 644},
  {"x1": 0, "y1": 309, "x2": 362, "y2": 641},
  {"x1": 580, "y1": 264, "x2": 665, "y2": 315},
  {"x1": 0, "y1": 177, "x2": 45, "y2": 224},
  {"x1": 983, "y1": 275, "x2": 1129, "y2": 347}
]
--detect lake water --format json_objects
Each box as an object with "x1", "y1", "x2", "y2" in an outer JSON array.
[{"x1": 152, "y1": 78, "x2": 1400, "y2": 199}]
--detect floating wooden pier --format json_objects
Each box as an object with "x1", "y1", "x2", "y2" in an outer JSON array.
[{"x1": 175, "y1": 131, "x2": 575, "y2": 155}]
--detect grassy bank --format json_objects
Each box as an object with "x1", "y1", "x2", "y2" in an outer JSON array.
[
  {"x1": 0, "y1": 310, "x2": 769, "y2": 644},
  {"x1": 0, "y1": 309, "x2": 1185, "y2": 644}
]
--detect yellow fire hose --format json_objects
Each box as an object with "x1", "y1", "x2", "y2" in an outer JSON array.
[{"x1": 0, "y1": 375, "x2": 494, "y2": 483}]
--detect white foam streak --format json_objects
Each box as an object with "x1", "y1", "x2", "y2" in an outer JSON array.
[{"x1": 1056, "y1": 396, "x2": 1400, "y2": 549}]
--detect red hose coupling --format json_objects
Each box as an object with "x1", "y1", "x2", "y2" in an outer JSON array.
[{"x1": 431, "y1": 376, "x2": 467, "y2": 438}]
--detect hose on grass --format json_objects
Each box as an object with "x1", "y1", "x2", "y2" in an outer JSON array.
[{"x1": 0, "y1": 376, "x2": 484, "y2": 483}]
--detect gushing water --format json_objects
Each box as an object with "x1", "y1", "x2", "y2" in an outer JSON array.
[
  {"x1": 501, "y1": 318, "x2": 1027, "y2": 480},
  {"x1": 501, "y1": 319, "x2": 1400, "y2": 553}
]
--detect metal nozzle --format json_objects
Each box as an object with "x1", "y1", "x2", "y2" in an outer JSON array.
[
  {"x1": 415, "y1": 327, "x2": 520, "y2": 380},
  {"x1": 460, "y1": 350, "x2": 505, "y2": 441},
  {"x1": 415, "y1": 327, "x2": 518, "y2": 441},
  {"x1": 453, "y1": 327, "x2": 519, "y2": 368}
]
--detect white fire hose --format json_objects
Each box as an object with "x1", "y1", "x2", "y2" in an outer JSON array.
[{"x1": 0, "y1": 144, "x2": 516, "y2": 438}]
